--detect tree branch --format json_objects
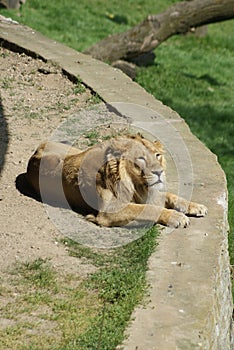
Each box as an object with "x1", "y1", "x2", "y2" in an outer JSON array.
[{"x1": 84, "y1": 0, "x2": 234, "y2": 63}]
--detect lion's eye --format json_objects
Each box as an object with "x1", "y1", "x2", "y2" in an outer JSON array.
[{"x1": 155, "y1": 153, "x2": 162, "y2": 161}]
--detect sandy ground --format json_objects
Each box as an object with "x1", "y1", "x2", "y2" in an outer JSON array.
[{"x1": 0, "y1": 46, "x2": 97, "y2": 276}]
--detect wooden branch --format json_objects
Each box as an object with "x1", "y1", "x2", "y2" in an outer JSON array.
[
  {"x1": 84, "y1": 0, "x2": 234, "y2": 63},
  {"x1": 0, "y1": 0, "x2": 26, "y2": 9}
]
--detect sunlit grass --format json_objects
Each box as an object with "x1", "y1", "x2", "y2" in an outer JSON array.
[{"x1": 0, "y1": 228, "x2": 158, "y2": 349}]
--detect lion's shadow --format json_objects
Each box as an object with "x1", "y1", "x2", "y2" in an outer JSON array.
[
  {"x1": 15, "y1": 172, "x2": 93, "y2": 216},
  {"x1": 16, "y1": 173, "x2": 41, "y2": 202}
]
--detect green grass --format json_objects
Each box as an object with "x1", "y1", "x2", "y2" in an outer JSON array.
[
  {"x1": 0, "y1": 258, "x2": 100, "y2": 350},
  {"x1": 62, "y1": 227, "x2": 157, "y2": 350},
  {"x1": 0, "y1": 0, "x2": 176, "y2": 51},
  {"x1": 0, "y1": 228, "x2": 158, "y2": 350}
]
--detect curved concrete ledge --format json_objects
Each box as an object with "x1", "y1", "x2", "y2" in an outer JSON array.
[{"x1": 0, "y1": 18, "x2": 233, "y2": 349}]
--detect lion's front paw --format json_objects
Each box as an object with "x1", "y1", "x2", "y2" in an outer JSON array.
[
  {"x1": 159, "y1": 209, "x2": 190, "y2": 228},
  {"x1": 168, "y1": 211, "x2": 190, "y2": 228},
  {"x1": 168, "y1": 195, "x2": 208, "y2": 218},
  {"x1": 188, "y1": 203, "x2": 208, "y2": 217}
]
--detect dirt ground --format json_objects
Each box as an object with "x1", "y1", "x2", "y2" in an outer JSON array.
[
  {"x1": 0, "y1": 46, "x2": 98, "y2": 277},
  {"x1": 0, "y1": 46, "x2": 137, "y2": 348}
]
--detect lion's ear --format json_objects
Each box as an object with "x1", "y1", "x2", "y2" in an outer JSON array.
[
  {"x1": 154, "y1": 140, "x2": 165, "y2": 153},
  {"x1": 129, "y1": 133, "x2": 144, "y2": 141},
  {"x1": 136, "y1": 132, "x2": 144, "y2": 139}
]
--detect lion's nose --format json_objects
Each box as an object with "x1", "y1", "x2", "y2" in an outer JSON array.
[{"x1": 152, "y1": 170, "x2": 163, "y2": 179}]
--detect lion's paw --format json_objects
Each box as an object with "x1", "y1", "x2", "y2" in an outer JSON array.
[
  {"x1": 188, "y1": 203, "x2": 208, "y2": 217},
  {"x1": 160, "y1": 209, "x2": 190, "y2": 228},
  {"x1": 168, "y1": 211, "x2": 190, "y2": 228}
]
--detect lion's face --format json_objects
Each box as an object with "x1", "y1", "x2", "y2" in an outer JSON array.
[
  {"x1": 133, "y1": 150, "x2": 165, "y2": 191},
  {"x1": 104, "y1": 134, "x2": 166, "y2": 202},
  {"x1": 126, "y1": 136, "x2": 166, "y2": 192}
]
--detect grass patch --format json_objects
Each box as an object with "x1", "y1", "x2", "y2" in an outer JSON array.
[
  {"x1": 73, "y1": 79, "x2": 86, "y2": 95},
  {"x1": 0, "y1": 257, "x2": 99, "y2": 350},
  {"x1": 1, "y1": 77, "x2": 14, "y2": 89},
  {"x1": 0, "y1": 227, "x2": 158, "y2": 349},
  {"x1": 0, "y1": 0, "x2": 174, "y2": 52},
  {"x1": 13, "y1": 258, "x2": 56, "y2": 289},
  {"x1": 63, "y1": 226, "x2": 158, "y2": 350},
  {"x1": 87, "y1": 92, "x2": 103, "y2": 105}
]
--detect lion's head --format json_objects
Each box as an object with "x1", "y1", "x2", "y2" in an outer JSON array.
[{"x1": 100, "y1": 134, "x2": 166, "y2": 205}]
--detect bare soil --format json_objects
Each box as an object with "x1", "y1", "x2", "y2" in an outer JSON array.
[
  {"x1": 0, "y1": 47, "x2": 139, "y2": 347},
  {"x1": 0, "y1": 46, "x2": 97, "y2": 277}
]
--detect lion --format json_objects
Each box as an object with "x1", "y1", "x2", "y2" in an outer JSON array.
[{"x1": 25, "y1": 133, "x2": 207, "y2": 228}]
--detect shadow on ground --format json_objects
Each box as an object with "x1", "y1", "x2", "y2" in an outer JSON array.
[
  {"x1": 15, "y1": 170, "x2": 96, "y2": 218},
  {"x1": 15, "y1": 172, "x2": 42, "y2": 202},
  {"x1": 0, "y1": 94, "x2": 9, "y2": 176}
]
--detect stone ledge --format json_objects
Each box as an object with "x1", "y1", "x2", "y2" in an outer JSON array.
[{"x1": 0, "y1": 17, "x2": 233, "y2": 349}]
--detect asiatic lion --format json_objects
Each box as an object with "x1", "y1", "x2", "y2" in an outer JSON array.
[{"x1": 26, "y1": 134, "x2": 207, "y2": 228}]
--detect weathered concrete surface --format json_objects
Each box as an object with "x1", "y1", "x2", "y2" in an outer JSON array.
[
  {"x1": 0, "y1": 18, "x2": 233, "y2": 349},
  {"x1": 122, "y1": 141, "x2": 232, "y2": 350}
]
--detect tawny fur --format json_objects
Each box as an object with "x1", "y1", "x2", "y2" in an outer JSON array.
[{"x1": 26, "y1": 134, "x2": 207, "y2": 228}]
